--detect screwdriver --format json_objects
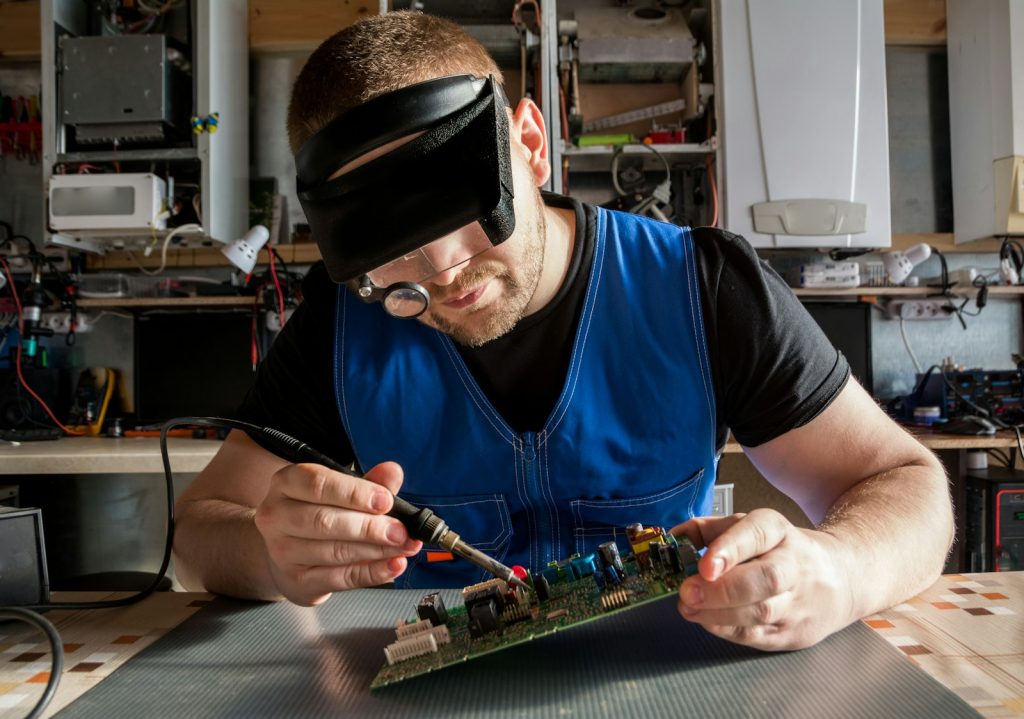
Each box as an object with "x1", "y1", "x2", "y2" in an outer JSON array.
[{"x1": 256, "y1": 426, "x2": 530, "y2": 590}]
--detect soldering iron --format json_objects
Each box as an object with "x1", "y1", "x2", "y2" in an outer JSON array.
[{"x1": 163, "y1": 417, "x2": 529, "y2": 590}]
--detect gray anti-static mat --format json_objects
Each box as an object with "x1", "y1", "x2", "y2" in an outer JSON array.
[{"x1": 56, "y1": 589, "x2": 980, "y2": 718}]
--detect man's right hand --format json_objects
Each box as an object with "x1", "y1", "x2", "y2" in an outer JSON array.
[{"x1": 253, "y1": 460, "x2": 422, "y2": 605}]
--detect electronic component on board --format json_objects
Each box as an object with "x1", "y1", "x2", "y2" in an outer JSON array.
[
  {"x1": 417, "y1": 592, "x2": 449, "y2": 627},
  {"x1": 384, "y1": 624, "x2": 451, "y2": 665},
  {"x1": 372, "y1": 526, "x2": 703, "y2": 689},
  {"x1": 467, "y1": 597, "x2": 503, "y2": 638},
  {"x1": 649, "y1": 540, "x2": 666, "y2": 568},
  {"x1": 601, "y1": 587, "x2": 629, "y2": 611},
  {"x1": 395, "y1": 618, "x2": 434, "y2": 639},
  {"x1": 571, "y1": 553, "x2": 598, "y2": 577},
  {"x1": 626, "y1": 524, "x2": 664, "y2": 571},
  {"x1": 676, "y1": 539, "x2": 700, "y2": 575},
  {"x1": 598, "y1": 540, "x2": 625, "y2": 576},
  {"x1": 533, "y1": 573, "x2": 551, "y2": 601}
]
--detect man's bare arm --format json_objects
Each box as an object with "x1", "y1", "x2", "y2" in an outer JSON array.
[{"x1": 674, "y1": 379, "x2": 953, "y2": 649}]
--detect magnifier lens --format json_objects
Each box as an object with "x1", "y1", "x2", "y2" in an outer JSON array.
[{"x1": 383, "y1": 285, "x2": 429, "y2": 318}]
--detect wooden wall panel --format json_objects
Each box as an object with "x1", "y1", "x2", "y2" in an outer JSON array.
[
  {"x1": 0, "y1": 0, "x2": 41, "y2": 60},
  {"x1": 884, "y1": 0, "x2": 947, "y2": 45},
  {"x1": 249, "y1": 0, "x2": 378, "y2": 52}
]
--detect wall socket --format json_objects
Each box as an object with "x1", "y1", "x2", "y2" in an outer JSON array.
[
  {"x1": 886, "y1": 299, "x2": 953, "y2": 321},
  {"x1": 41, "y1": 311, "x2": 93, "y2": 334}
]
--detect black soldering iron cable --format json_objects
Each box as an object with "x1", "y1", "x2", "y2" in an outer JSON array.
[
  {"x1": 23, "y1": 421, "x2": 180, "y2": 611},
  {"x1": 0, "y1": 607, "x2": 63, "y2": 719}
]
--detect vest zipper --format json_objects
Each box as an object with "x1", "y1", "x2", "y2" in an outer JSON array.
[{"x1": 521, "y1": 431, "x2": 553, "y2": 568}]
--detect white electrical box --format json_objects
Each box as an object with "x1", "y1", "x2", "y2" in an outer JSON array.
[
  {"x1": 716, "y1": 0, "x2": 891, "y2": 249},
  {"x1": 947, "y1": 0, "x2": 1024, "y2": 243},
  {"x1": 49, "y1": 173, "x2": 167, "y2": 233},
  {"x1": 40, "y1": 0, "x2": 249, "y2": 252}
]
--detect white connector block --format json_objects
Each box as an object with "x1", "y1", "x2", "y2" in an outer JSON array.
[
  {"x1": 886, "y1": 299, "x2": 953, "y2": 321},
  {"x1": 41, "y1": 311, "x2": 93, "y2": 334},
  {"x1": 264, "y1": 307, "x2": 295, "y2": 333}
]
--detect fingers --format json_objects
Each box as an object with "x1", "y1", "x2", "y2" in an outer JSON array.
[
  {"x1": 259, "y1": 498, "x2": 410, "y2": 545},
  {"x1": 673, "y1": 512, "x2": 847, "y2": 651},
  {"x1": 282, "y1": 557, "x2": 411, "y2": 606},
  {"x1": 271, "y1": 461, "x2": 403, "y2": 515},
  {"x1": 700, "y1": 508, "x2": 790, "y2": 581},
  {"x1": 680, "y1": 553, "x2": 794, "y2": 610},
  {"x1": 670, "y1": 513, "x2": 746, "y2": 551},
  {"x1": 255, "y1": 460, "x2": 418, "y2": 602},
  {"x1": 268, "y1": 534, "x2": 421, "y2": 567}
]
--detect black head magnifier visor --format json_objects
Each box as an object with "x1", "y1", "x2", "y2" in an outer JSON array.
[{"x1": 295, "y1": 75, "x2": 516, "y2": 318}]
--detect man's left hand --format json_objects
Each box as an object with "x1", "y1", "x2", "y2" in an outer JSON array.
[{"x1": 671, "y1": 508, "x2": 855, "y2": 651}]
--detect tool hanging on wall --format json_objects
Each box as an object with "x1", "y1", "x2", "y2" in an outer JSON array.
[{"x1": 0, "y1": 91, "x2": 42, "y2": 166}]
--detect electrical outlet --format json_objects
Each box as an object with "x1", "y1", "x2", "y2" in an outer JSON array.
[
  {"x1": 41, "y1": 311, "x2": 93, "y2": 334},
  {"x1": 0, "y1": 245, "x2": 71, "y2": 273},
  {"x1": 886, "y1": 299, "x2": 953, "y2": 321}
]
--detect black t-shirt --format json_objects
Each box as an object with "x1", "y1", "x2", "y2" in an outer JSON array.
[{"x1": 236, "y1": 195, "x2": 849, "y2": 466}]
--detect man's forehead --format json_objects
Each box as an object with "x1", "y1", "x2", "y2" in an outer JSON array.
[{"x1": 328, "y1": 132, "x2": 424, "y2": 181}]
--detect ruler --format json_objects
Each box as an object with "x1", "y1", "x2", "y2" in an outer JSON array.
[{"x1": 582, "y1": 98, "x2": 687, "y2": 133}]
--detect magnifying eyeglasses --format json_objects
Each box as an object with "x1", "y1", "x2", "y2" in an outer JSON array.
[
  {"x1": 354, "y1": 223, "x2": 494, "y2": 319},
  {"x1": 356, "y1": 276, "x2": 431, "y2": 318}
]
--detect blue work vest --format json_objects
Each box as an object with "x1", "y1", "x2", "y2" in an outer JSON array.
[{"x1": 333, "y1": 208, "x2": 719, "y2": 588}]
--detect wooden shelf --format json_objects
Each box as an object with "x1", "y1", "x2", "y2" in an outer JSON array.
[
  {"x1": 85, "y1": 243, "x2": 321, "y2": 271},
  {"x1": 77, "y1": 295, "x2": 256, "y2": 309},
  {"x1": 724, "y1": 428, "x2": 1020, "y2": 453},
  {"x1": 792, "y1": 286, "x2": 1024, "y2": 298}
]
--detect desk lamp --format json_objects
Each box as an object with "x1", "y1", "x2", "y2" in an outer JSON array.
[
  {"x1": 883, "y1": 242, "x2": 931, "y2": 285},
  {"x1": 221, "y1": 225, "x2": 271, "y2": 274}
]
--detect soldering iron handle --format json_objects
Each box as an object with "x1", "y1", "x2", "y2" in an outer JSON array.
[
  {"x1": 388, "y1": 496, "x2": 448, "y2": 546},
  {"x1": 254, "y1": 426, "x2": 448, "y2": 548},
  {"x1": 257, "y1": 426, "x2": 449, "y2": 546}
]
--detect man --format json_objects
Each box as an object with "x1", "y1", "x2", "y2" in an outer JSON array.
[{"x1": 173, "y1": 11, "x2": 953, "y2": 652}]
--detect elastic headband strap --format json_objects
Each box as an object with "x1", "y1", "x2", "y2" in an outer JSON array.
[{"x1": 295, "y1": 74, "x2": 488, "y2": 188}]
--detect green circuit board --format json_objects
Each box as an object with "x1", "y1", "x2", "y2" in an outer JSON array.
[{"x1": 371, "y1": 526, "x2": 700, "y2": 689}]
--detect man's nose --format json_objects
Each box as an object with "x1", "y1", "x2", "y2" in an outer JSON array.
[
  {"x1": 421, "y1": 228, "x2": 477, "y2": 285},
  {"x1": 427, "y1": 256, "x2": 471, "y2": 286}
]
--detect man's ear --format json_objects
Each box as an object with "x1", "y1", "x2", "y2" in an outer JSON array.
[{"x1": 509, "y1": 98, "x2": 551, "y2": 187}]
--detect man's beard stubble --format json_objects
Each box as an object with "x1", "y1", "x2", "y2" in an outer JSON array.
[{"x1": 424, "y1": 199, "x2": 547, "y2": 348}]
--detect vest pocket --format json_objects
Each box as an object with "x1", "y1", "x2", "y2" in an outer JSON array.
[
  {"x1": 396, "y1": 492, "x2": 513, "y2": 588},
  {"x1": 570, "y1": 468, "x2": 705, "y2": 556}
]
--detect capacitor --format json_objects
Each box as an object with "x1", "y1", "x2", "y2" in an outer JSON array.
[
  {"x1": 658, "y1": 542, "x2": 674, "y2": 570},
  {"x1": 676, "y1": 539, "x2": 700, "y2": 575},
  {"x1": 605, "y1": 564, "x2": 621, "y2": 586},
  {"x1": 649, "y1": 540, "x2": 666, "y2": 568},
  {"x1": 541, "y1": 565, "x2": 562, "y2": 586},
  {"x1": 557, "y1": 558, "x2": 577, "y2": 582},
  {"x1": 598, "y1": 540, "x2": 625, "y2": 575}
]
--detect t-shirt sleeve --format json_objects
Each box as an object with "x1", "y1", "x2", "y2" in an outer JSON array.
[
  {"x1": 691, "y1": 227, "x2": 850, "y2": 448},
  {"x1": 233, "y1": 262, "x2": 356, "y2": 466}
]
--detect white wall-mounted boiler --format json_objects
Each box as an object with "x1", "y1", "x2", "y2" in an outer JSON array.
[{"x1": 715, "y1": 0, "x2": 891, "y2": 249}]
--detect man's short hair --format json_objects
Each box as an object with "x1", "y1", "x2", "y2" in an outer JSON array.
[{"x1": 286, "y1": 11, "x2": 502, "y2": 155}]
